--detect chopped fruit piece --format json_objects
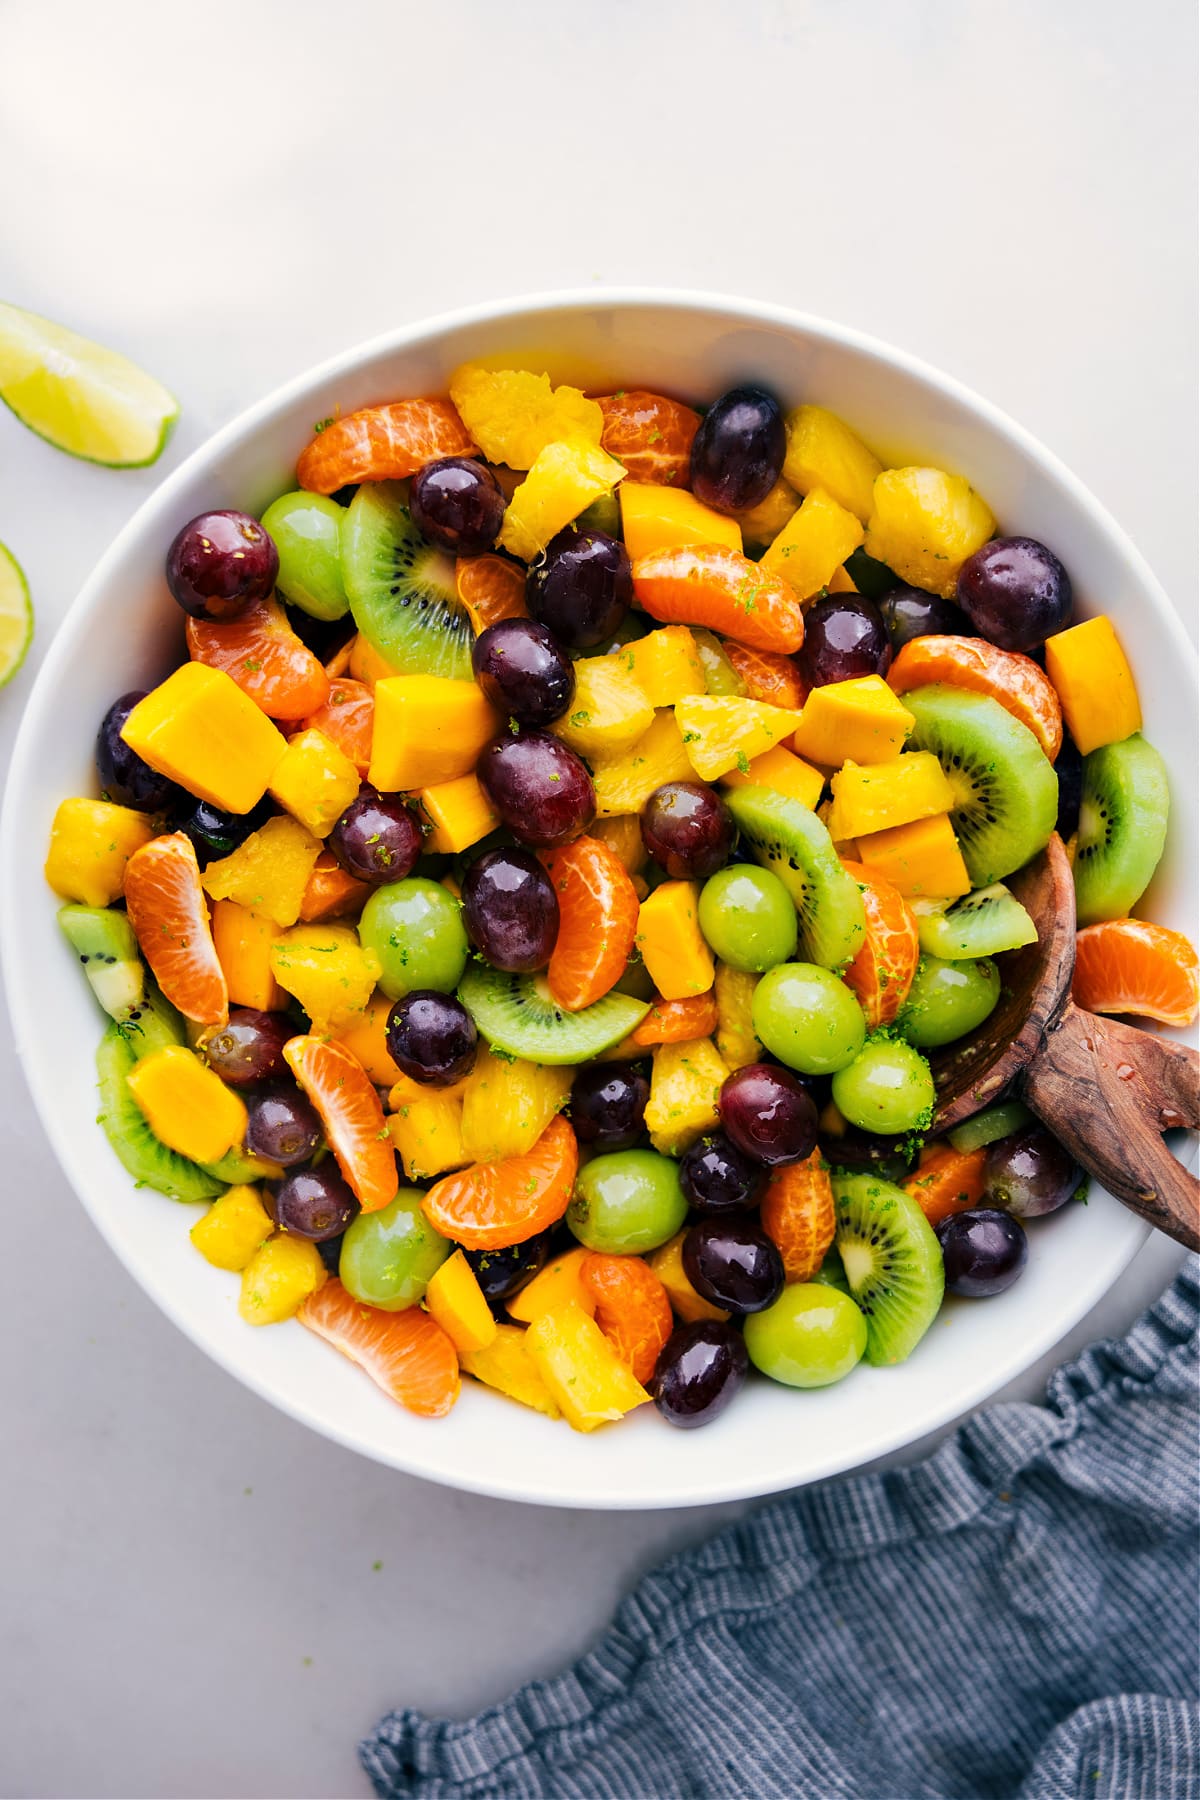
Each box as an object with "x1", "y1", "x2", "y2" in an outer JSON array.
[
  {"x1": 186, "y1": 594, "x2": 330, "y2": 722},
  {"x1": 630, "y1": 990, "x2": 719, "y2": 1047},
  {"x1": 592, "y1": 708, "x2": 697, "y2": 815},
  {"x1": 269, "y1": 923, "x2": 381, "y2": 1036},
  {"x1": 300, "y1": 678, "x2": 374, "y2": 775},
  {"x1": 543, "y1": 834, "x2": 640, "y2": 1012},
  {"x1": 865, "y1": 467, "x2": 995, "y2": 599},
  {"x1": 590, "y1": 814, "x2": 649, "y2": 875},
  {"x1": 648, "y1": 1230, "x2": 731, "y2": 1323},
  {"x1": 839, "y1": 859, "x2": 921, "y2": 1027},
  {"x1": 724, "y1": 643, "x2": 807, "y2": 709},
  {"x1": 190, "y1": 1184, "x2": 274, "y2": 1271},
  {"x1": 761, "y1": 1150, "x2": 836, "y2": 1282},
  {"x1": 347, "y1": 632, "x2": 400, "y2": 688},
  {"x1": 782, "y1": 406, "x2": 882, "y2": 523},
  {"x1": 448, "y1": 365, "x2": 602, "y2": 468},
  {"x1": 211, "y1": 899, "x2": 287, "y2": 1011},
  {"x1": 580, "y1": 1252, "x2": 674, "y2": 1384},
  {"x1": 368, "y1": 674, "x2": 499, "y2": 791},
  {"x1": 296, "y1": 398, "x2": 476, "y2": 494},
  {"x1": 1072, "y1": 919, "x2": 1199, "y2": 1027},
  {"x1": 507, "y1": 1246, "x2": 595, "y2": 1323},
  {"x1": 268, "y1": 728, "x2": 361, "y2": 837},
  {"x1": 284, "y1": 1036, "x2": 398, "y2": 1212},
  {"x1": 676, "y1": 694, "x2": 804, "y2": 780},
  {"x1": 424, "y1": 1250, "x2": 497, "y2": 1354},
  {"x1": 737, "y1": 478, "x2": 801, "y2": 550},
  {"x1": 888, "y1": 636, "x2": 1063, "y2": 761},
  {"x1": 422, "y1": 1113, "x2": 577, "y2": 1250},
  {"x1": 854, "y1": 814, "x2": 971, "y2": 899},
  {"x1": 460, "y1": 1046, "x2": 572, "y2": 1162},
  {"x1": 240, "y1": 1235, "x2": 327, "y2": 1325},
  {"x1": 299, "y1": 1278, "x2": 459, "y2": 1415},
  {"x1": 828, "y1": 752, "x2": 955, "y2": 839},
  {"x1": 551, "y1": 656, "x2": 654, "y2": 759},
  {"x1": 120, "y1": 663, "x2": 288, "y2": 814},
  {"x1": 127, "y1": 1044, "x2": 247, "y2": 1163},
  {"x1": 791, "y1": 675, "x2": 915, "y2": 766},
  {"x1": 498, "y1": 438, "x2": 625, "y2": 561},
  {"x1": 44, "y1": 797, "x2": 154, "y2": 907},
  {"x1": 619, "y1": 482, "x2": 743, "y2": 559},
  {"x1": 334, "y1": 991, "x2": 404, "y2": 1087},
  {"x1": 57, "y1": 903, "x2": 144, "y2": 1019},
  {"x1": 760, "y1": 487, "x2": 865, "y2": 599},
  {"x1": 201, "y1": 815, "x2": 322, "y2": 928},
  {"x1": 460, "y1": 1322, "x2": 562, "y2": 1417},
  {"x1": 1043, "y1": 616, "x2": 1142, "y2": 755},
  {"x1": 637, "y1": 881, "x2": 714, "y2": 999},
  {"x1": 417, "y1": 771, "x2": 498, "y2": 855},
  {"x1": 632, "y1": 545, "x2": 803, "y2": 655},
  {"x1": 826, "y1": 564, "x2": 859, "y2": 593},
  {"x1": 125, "y1": 832, "x2": 229, "y2": 1025},
  {"x1": 622, "y1": 625, "x2": 705, "y2": 707},
  {"x1": 525, "y1": 1300, "x2": 650, "y2": 1431},
  {"x1": 597, "y1": 390, "x2": 700, "y2": 486},
  {"x1": 324, "y1": 639, "x2": 354, "y2": 678},
  {"x1": 388, "y1": 1088, "x2": 469, "y2": 1181},
  {"x1": 299, "y1": 851, "x2": 371, "y2": 923},
  {"x1": 644, "y1": 1036, "x2": 729, "y2": 1155},
  {"x1": 903, "y1": 1143, "x2": 987, "y2": 1226},
  {"x1": 714, "y1": 962, "x2": 763, "y2": 1070},
  {"x1": 455, "y1": 553, "x2": 529, "y2": 634},
  {"x1": 720, "y1": 742, "x2": 824, "y2": 811}
]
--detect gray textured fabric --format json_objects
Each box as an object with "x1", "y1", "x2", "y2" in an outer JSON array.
[{"x1": 363, "y1": 1260, "x2": 1200, "y2": 1800}]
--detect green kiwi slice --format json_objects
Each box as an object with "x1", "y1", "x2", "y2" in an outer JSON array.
[
  {"x1": 723, "y1": 786, "x2": 865, "y2": 970},
  {"x1": 903, "y1": 685, "x2": 1058, "y2": 887},
  {"x1": 810, "y1": 1242, "x2": 853, "y2": 1295},
  {"x1": 912, "y1": 883, "x2": 1038, "y2": 960},
  {"x1": 832, "y1": 1171, "x2": 944, "y2": 1364},
  {"x1": 96, "y1": 989, "x2": 223, "y2": 1202},
  {"x1": 58, "y1": 903, "x2": 144, "y2": 1019},
  {"x1": 1074, "y1": 734, "x2": 1169, "y2": 926},
  {"x1": 200, "y1": 1147, "x2": 285, "y2": 1184},
  {"x1": 341, "y1": 481, "x2": 475, "y2": 680},
  {"x1": 457, "y1": 965, "x2": 650, "y2": 1064}
]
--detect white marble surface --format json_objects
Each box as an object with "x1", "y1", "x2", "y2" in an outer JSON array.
[{"x1": 0, "y1": 2, "x2": 1194, "y2": 1794}]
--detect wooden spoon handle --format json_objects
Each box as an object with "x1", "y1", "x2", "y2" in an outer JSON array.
[{"x1": 1022, "y1": 999, "x2": 1200, "y2": 1250}]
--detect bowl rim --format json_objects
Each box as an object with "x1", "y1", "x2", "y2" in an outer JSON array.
[{"x1": 6, "y1": 285, "x2": 1191, "y2": 1508}]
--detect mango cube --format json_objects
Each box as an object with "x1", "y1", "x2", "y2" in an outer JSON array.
[
  {"x1": 791, "y1": 676, "x2": 915, "y2": 766},
  {"x1": 865, "y1": 467, "x2": 995, "y2": 600},
  {"x1": 592, "y1": 708, "x2": 697, "y2": 816},
  {"x1": 498, "y1": 438, "x2": 625, "y2": 561},
  {"x1": 369, "y1": 674, "x2": 499, "y2": 792},
  {"x1": 460, "y1": 1322, "x2": 562, "y2": 1417},
  {"x1": 334, "y1": 991, "x2": 404, "y2": 1087},
  {"x1": 551, "y1": 656, "x2": 654, "y2": 759},
  {"x1": 299, "y1": 851, "x2": 371, "y2": 924},
  {"x1": 268, "y1": 728, "x2": 361, "y2": 837},
  {"x1": 677, "y1": 695, "x2": 805, "y2": 781},
  {"x1": 348, "y1": 633, "x2": 402, "y2": 688},
  {"x1": 525, "y1": 1301, "x2": 650, "y2": 1431},
  {"x1": 388, "y1": 1089, "x2": 469, "y2": 1180},
  {"x1": 211, "y1": 899, "x2": 287, "y2": 1010},
  {"x1": 127, "y1": 1043, "x2": 248, "y2": 1163},
  {"x1": 201, "y1": 815, "x2": 322, "y2": 927},
  {"x1": 44, "y1": 797, "x2": 154, "y2": 906},
  {"x1": 1043, "y1": 615, "x2": 1141, "y2": 755},
  {"x1": 649, "y1": 1230, "x2": 730, "y2": 1323},
  {"x1": 424, "y1": 1249, "x2": 497, "y2": 1354},
  {"x1": 637, "y1": 881, "x2": 713, "y2": 999},
  {"x1": 719, "y1": 742, "x2": 825, "y2": 812},
  {"x1": 417, "y1": 772, "x2": 498, "y2": 855},
  {"x1": 828, "y1": 752, "x2": 955, "y2": 839},
  {"x1": 449, "y1": 364, "x2": 603, "y2": 469},
  {"x1": 623, "y1": 626, "x2": 706, "y2": 707},
  {"x1": 782, "y1": 406, "x2": 883, "y2": 523},
  {"x1": 855, "y1": 813, "x2": 971, "y2": 898},
  {"x1": 269, "y1": 922, "x2": 381, "y2": 1036},
  {"x1": 760, "y1": 487, "x2": 865, "y2": 599},
  {"x1": 120, "y1": 662, "x2": 288, "y2": 813},
  {"x1": 190, "y1": 1184, "x2": 273, "y2": 1272},
  {"x1": 238, "y1": 1233, "x2": 326, "y2": 1325},
  {"x1": 507, "y1": 1246, "x2": 595, "y2": 1324},
  {"x1": 644, "y1": 1036, "x2": 729, "y2": 1155},
  {"x1": 619, "y1": 482, "x2": 742, "y2": 560},
  {"x1": 736, "y1": 478, "x2": 801, "y2": 551}
]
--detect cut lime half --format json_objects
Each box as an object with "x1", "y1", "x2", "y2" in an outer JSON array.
[
  {"x1": 0, "y1": 300, "x2": 179, "y2": 467},
  {"x1": 0, "y1": 541, "x2": 33, "y2": 689}
]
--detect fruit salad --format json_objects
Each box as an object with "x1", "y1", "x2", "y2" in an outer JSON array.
[{"x1": 45, "y1": 367, "x2": 1199, "y2": 1432}]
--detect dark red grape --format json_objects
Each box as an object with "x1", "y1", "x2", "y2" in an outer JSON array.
[
  {"x1": 526, "y1": 528, "x2": 631, "y2": 650},
  {"x1": 982, "y1": 1126, "x2": 1083, "y2": 1218},
  {"x1": 956, "y1": 537, "x2": 1072, "y2": 652},
  {"x1": 471, "y1": 618, "x2": 575, "y2": 727},
  {"x1": 798, "y1": 595, "x2": 892, "y2": 687},
  {"x1": 683, "y1": 1216, "x2": 784, "y2": 1314},
  {"x1": 818, "y1": 1118, "x2": 917, "y2": 1183},
  {"x1": 651, "y1": 1320, "x2": 748, "y2": 1427},
  {"x1": 203, "y1": 1008, "x2": 292, "y2": 1087},
  {"x1": 570, "y1": 1065, "x2": 649, "y2": 1151},
  {"x1": 641, "y1": 781, "x2": 735, "y2": 879},
  {"x1": 386, "y1": 991, "x2": 477, "y2": 1087},
  {"x1": 96, "y1": 691, "x2": 182, "y2": 813},
  {"x1": 878, "y1": 586, "x2": 972, "y2": 651},
  {"x1": 165, "y1": 509, "x2": 278, "y2": 620},
  {"x1": 410, "y1": 457, "x2": 505, "y2": 555},
  {"x1": 679, "y1": 1132, "x2": 766, "y2": 1215},
  {"x1": 936, "y1": 1208, "x2": 1027, "y2": 1296},
  {"x1": 1055, "y1": 730, "x2": 1083, "y2": 839},
  {"x1": 245, "y1": 1084, "x2": 323, "y2": 1167},
  {"x1": 719, "y1": 1063, "x2": 817, "y2": 1167},
  {"x1": 464, "y1": 1230, "x2": 554, "y2": 1315},
  {"x1": 329, "y1": 789, "x2": 423, "y2": 884},
  {"x1": 461, "y1": 847, "x2": 559, "y2": 971},
  {"x1": 689, "y1": 386, "x2": 785, "y2": 514},
  {"x1": 172, "y1": 795, "x2": 273, "y2": 867},
  {"x1": 268, "y1": 1165, "x2": 360, "y2": 1241},
  {"x1": 477, "y1": 731, "x2": 595, "y2": 847}
]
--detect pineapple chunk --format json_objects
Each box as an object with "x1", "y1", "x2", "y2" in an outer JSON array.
[
  {"x1": 348, "y1": 633, "x2": 402, "y2": 688},
  {"x1": 369, "y1": 675, "x2": 499, "y2": 792},
  {"x1": 44, "y1": 798, "x2": 154, "y2": 907},
  {"x1": 719, "y1": 742, "x2": 824, "y2": 812},
  {"x1": 649, "y1": 1230, "x2": 731, "y2": 1322},
  {"x1": 238, "y1": 1234, "x2": 326, "y2": 1325},
  {"x1": 190, "y1": 1185, "x2": 273, "y2": 1272},
  {"x1": 827, "y1": 752, "x2": 955, "y2": 839},
  {"x1": 623, "y1": 626, "x2": 706, "y2": 707},
  {"x1": 127, "y1": 1044, "x2": 248, "y2": 1162},
  {"x1": 201, "y1": 815, "x2": 322, "y2": 927},
  {"x1": 334, "y1": 991, "x2": 404, "y2": 1086},
  {"x1": 619, "y1": 483, "x2": 742, "y2": 559},
  {"x1": 460, "y1": 1322, "x2": 562, "y2": 1418},
  {"x1": 855, "y1": 813, "x2": 972, "y2": 898},
  {"x1": 417, "y1": 772, "x2": 498, "y2": 855},
  {"x1": 211, "y1": 899, "x2": 287, "y2": 1011},
  {"x1": 782, "y1": 406, "x2": 882, "y2": 523},
  {"x1": 507, "y1": 1246, "x2": 595, "y2": 1323},
  {"x1": 268, "y1": 728, "x2": 361, "y2": 837},
  {"x1": 589, "y1": 814, "x2": 648, "y2": 875},
  {"x1": 424, "y1": 1250, "x2": 497, "y2": 1354},
  {"x1": 460, "y1": 1045, "x2": 571, "y2": 1162},
  {"x1": 791, "y1": 676, "x2": 915, "y2": 766},
  {"x1": 552, "y1": 656, "x2": 654, "y2": 759},
  {"x1": 760, "y1": 487, "x2": 864, "y2": 599},
  {"x1": 737, "y1": 478, "x2": 801, "y2": 550},
  {"x1": 645, "y1": 1037, "x2": 729, "y2": 1156},
  {"x1": 525, "y1": 1301, "x2": 650, "y2": 1431},
  {"x1": 592, "y1": 708, "x2": 696, "y2": 816},
  {"x1": 388, "y1": 1089, "x2": 469, "y2": 1180},
  {"x1": 449, "y1": 365, "x2": 603, "y2": 469},
  {"x1": 498, "y1": 439, "x2": 625, "y2": 561},
  {"x1": 637, "y1": 881, "x2": 713, "y2": 999},
  {"x1": 713, "y1": 962, "x2": 763, "y2": 1069},
  {"x1": 120, "y1": 662, "x2": 288, "y2": 814},
  {"x1": 676, "y1": 695, "x2": 805, "y2": 781},
  {"x1": 269, "y1": 923, "x2": 381, "y2": 1035},
  {"x1": 1043, "y1": 616, "x2": 1141, "y2": 754},
  {"x1": 865, "y1": 467, "x2": 996, "y2": 599}
]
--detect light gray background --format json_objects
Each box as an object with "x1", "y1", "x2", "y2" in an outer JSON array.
[{"x1": 1, "y1": 2, "x2": 1195, "y2": 1795}]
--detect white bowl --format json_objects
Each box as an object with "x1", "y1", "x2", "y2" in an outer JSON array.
[{"x1": 4, "y1": 291, "x2": 1196, "y2": 1509}]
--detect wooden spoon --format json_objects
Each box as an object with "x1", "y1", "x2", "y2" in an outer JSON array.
[{"x1": 929, "y1": 833, "x2": 1199, "y2": 1251}]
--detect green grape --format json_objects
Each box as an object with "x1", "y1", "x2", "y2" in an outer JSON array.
[
  {"x1": 831, "y1": 1037, "x2": 935, "y2": 1135},
  {"x1": 901, "y1": 954, "x2": 1000, "y2": 1049},
  {"x1": 339, "y1": 1189, "x2": 450, "y2": 1311},
  {"x1": 751, "y1": 961, "x2": 866, "y2": 1074},
  {"x1": 261, "y1": 490, "x2": 350, "y2": 621},
  {"x1": 698, "y1": 866, "x2": 798, "y2": 973},
  {"x1": 359, "y1": 878, "x2": 469, "y2": 1001},
  {"x1": 743, "y1": 1283, "x2": 867, "y2": 1387},
  {"x1": 567, "y1": 1149, "x2": 688, "y2": 1254}
]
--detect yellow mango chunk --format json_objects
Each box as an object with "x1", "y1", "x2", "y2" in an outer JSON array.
[
  {"x1": 498, "y1": 438, "x2": 625, "y2": 561},
  {"x1": 120, "y1": 662, "x2": 288, "y2": 814},
  {"x1": 388, "y1": 1089, "x2": 469, "y2": 1180},
  {"x1": 268, "y1": 728, "x2": 361, "y2": 838},
  {"x1": 449, "y1": 364, "x2": 603, "y2": 469},
  {"x1": 507, "y1": 1246, "x2": 595, "y2": 1324},
  {"x1": 677, "y1": 695, "x2": 805, "y2": 781},
  {"x1": 791, "y1": 676, "x2": 915, "y2": 766},
  {"x1": 269, "y1": 922, "x2": 381, "y2": 1036},
  {"x1": 211, "y1": 899, "x2": 287, "y2": 1011},
  {"x1": 202, "y1": 815, "x2": 322, "y2": 927},
  {"x1": 760, "y1": 487, "x2": 865, "y2": 599},
  {"x1": 590, "y1": 814, "x2": 648, "y2": 875},
  {"x1": 637, "y1": 881, "x2": 713, "y2": 999},
  {"x1": 525, "y1": 1301, "x2": 650, "y2": 1431},
  {"x1": 592, "y1": 708, "x2": 696, "y2": 816},
  {"x1": 644, "y1": 1036, "x2": 729, "y2": 1155},
  {"x1": 855, "y1": 813, "x2": 971, "y2": 898},
  {"x1": 713, "y1": 962, "x2": 763, "y2": 1070},
  {"x1": 460, "y1": 1045, "x2": 571, "y2": 1162},
  {"x1": 649, "y1": 1230, "x2": 731, "y2": 1323},
  {"x1": 719, "y1": 741, "x2": 825, "y2": 811},
  {"x1": 238, "y1": 1233, "x2": 326, "y2": 1325},
  {"x1": 552, "y1": 656, "x2": 654, "y2": 759},
  {"x1": 417, "y1": 772, "x2": 498, "y2": 855},
  {"x1": 827, "y1": 564, "x2": 859, "y2": 593},
  {"x1": 190, "y1": 1184, "x2": 273, "y2": 1272},
  {"x1": 783, "y1": 406, "x2": 883, "y2": 523},
  {"x1": 369, "y1": 674, "x2": 500, "y2": 792},
  {"x1": 1043, "y1": 615, "x2": 1141, "y2": 755},
  {"x1": 460, "y1": 1322, "x2": 562, "y2": 1418},
  {"x1": 619, "y1": 482, "x2": 743, "y2": 560},
  {"x1": 865, "y1": 468, "x2": 995, "y2": 600},
  {"x1": 424, "y1": 1249, "x2": 497, "y2": 1354},
  {"x1": 622, "y1": 626, "x2": 706, "y2": 707},
  {"x1": 737, "y1": 478, "x2": 801, "y2": 550},
  {"x1": 348, "y1": 632, "x2": 402, "y2": 688},
  {"x1": 44, "y1": 798, "x2": 154, "y2": 907},
  {"x1": 828, "y1": 752, "x2": 955, "y2": 839},
  {"x1": 127, "y1": 1044, "x2": 248, "y2": 1163},
  {"x1": 334, "y1": 991, "x2": 404, "y2": 1087}
]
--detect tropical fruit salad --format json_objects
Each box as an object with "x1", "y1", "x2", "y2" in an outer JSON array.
[{"x1": 45, "y1": 368, "x2": 1198, "y2": 1431}]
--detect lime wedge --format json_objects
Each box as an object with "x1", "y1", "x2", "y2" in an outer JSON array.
[
  {"x1": 0, "y1": 300, "x2": 178, "y2": 466},
  {"x1": 0, "y1": 540, "x2": 33, "y2": 689}
]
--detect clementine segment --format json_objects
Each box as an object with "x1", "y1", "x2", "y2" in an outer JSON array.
[
  {"x1": 455, "y1": 553, "x2": 528, "y2": 634},
  {"x1": 630, "y1": 991, "x2": 719, "y2": 1047},
  {"x1": 904, "y1": 1144, "x2": 987, "y2": 1226},
  {"x1": 299, "y1": 678, "x2": 374, "y2": 774},
  {"x1": 1073, "y1": 918, "x2": 1200, "y2": 1027},
  {"x1": 725, "y1": 642, "x2": 807, "y2": 709},
  {"x1": 299, "y1": 850, "x2": 372, "y2": 922},
  {"x1": 187, "y1": 593, "x2": 330, "y2": 721},
  {"x1": 542, "y1": 835, "x2": 640, "y2": 1013},
  {"x1": 839, "y1": 858, "x2": 920, "y2": 1027},
  {"x1": 422, "y1": 1113, "x2": 577, "y2": 1250},
  {"x1": 580, "y1": 1252, "x2": 674, "y2": 1384},
  {"x1": 123, "y1": 832, "x2": 228, "y2": 1027},
  {"x1": 760, "y1": 1150, "x2": 836, "y2": 1282},
  {"x1": 888, "y1": 634, "x2": 1063, "y2": 761},
  {"x1": 283, "y1": 1036, "x2": 398, "y2": 1212},
  {"x1": 632, "y1": 546, "x2": 804, "y2": 655},
  {"x1": 298, "y1": 1279, "x2": 460, "y2": 1417},
  {"x1": 296, "y1": 398, "x2": 477, "y2": 495},
  {"x1": 596, "y1": 390, "x2": 700, "y2": 487}
]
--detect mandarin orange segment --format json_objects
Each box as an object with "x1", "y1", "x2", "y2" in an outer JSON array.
[
  {"x1": 454, "y1": 553, "x2": 529, "y2": 634},
  {"x1": 887, "y1": 634, "x2": 1063, "y2": 761},
  {"x1": 299, "y1": 678, "x2": 374, "y2": 774},
  {"x1": 839, "y1": 858, "x2": 921, "y2": 1027},
  {"x1": 298, "y1": 850, "x2": 372, "y2": 922},
  {"x1": 596, "y1": 390, "x2": 700, "y2": 487},
  {"x1": 541, "y1": 835, "x2": 640, "y2": 1013},
  {"x1": 903, "y1": 1144, "x2": 987, "y2": 1226},
  {"x1": 421, "y1": 1113, "x2": 577, "y2": 1250},
  {"x1": 1072, "y1": 919, "x2": 1200, "y2": 1027},
  {"x1": 283, "y1": 1036, "x2": 398, "y2": 1212},
  {"x1": 579, "y1": 1252, "x2": 674, "y2": 1384},
  {"x1": 298, "y1": 1279, "x2": 460, "y2": 1417},
  {"x1": 724, "y1": 642, "x2": 807, "y2": 709},
  {"x1": 629, "y1": 990, "x2": 719, "y2": 1047},
  {"x1": 631, "y1": 546, "x2": 804, "y2": 655},
  {"x1": 187, "y1": 594, "x2": 330, "y2": 723},
  {"x1": 296, "y1": 398, "x2": 477, "y2": 495},
  {"x1": 760, "y1": 1151, "x2": 836, "y2": 1283},
  {"x1": 123, "y1": 831, "x2": 228, "y2": 1027}
]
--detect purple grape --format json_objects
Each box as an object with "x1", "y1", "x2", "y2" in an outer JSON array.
[
  {"x1": 96, "y1": 691, "x2": 182, "y2": 813},
  {"x1": 464, "y1": 1231, "x2": 554, "y2": 1316},
  {"x1": 798, "y1": 595, "x2": 892, "y2": 688},
  {"x1": 477, "y1": 731, "x2": 595, "y2": 847},
  {"x1": 172, "y1": 795, "x2": 272, "y2": 868},
  {"x1": 982, "y1": 1125, "x2": 1083, "y2": 1218},
  {"x1": 165, "y1": 509, "x2": 278, "y2": 620},
  {"x1": 817, "y1": 1119, "x2": 917, "y2": 1183},
  {"x1": 386, "y1": 991, "x2": 478, "y2": 1087},
  {"x1": 410, "y1": 457, "x2": 505, "y2": 555},
  {"x1": 936, "y1": 1208, "x2": 1027, "y2": 1296},
  {"x1": 641, "y1": 782, "x2": 735, "y2": 880},
  {"x1": 570, "y1": 1065, "x2": 649, "y2": 1151},
  {"x1": 679, "y1": 1132, "x2": 766, "y2": 1215},
  {"x1": 471, "y1": 618, "x2": 575, "y2": 727},
  {"x1": 245, "y1": 1085, "x2": 323, "y2": 1167},
  {"x1": 878, "y1": 586, "x2": 972, "y2": 651},
  {"x1": 683, "y1": 1216, "x2": 784, "y2": 1314},
  {"x1": 202, "y1": 1008, "x2": 292, "y2": 1087},
  {"x1": 526, "y1": 528, "x2": 631, "y2": 650},
  {"x1": 652, "y1": 1320, "x2": 749, "y2": 1428},
  {"x1": 460, "y1": 847, "x2": 559, "y2": 971},
  {"x1": 718, "y1": 1063, "x2": 818, "y2": 1167},
  {"x1": 956, "y1": 536, "x2": 1072, "y2": 652},
  {"x1": 689, "y1": 386, "x2": 785, "y2": 514},
  {"x1": 1055, "y1": 731, "x2": 1083, "y2": 839},
  {"x1": 329, "y1": 789, "x2": 423, "y2": 884},
  {"x1": 268, "y1": 1165, "x2": 360, "y2": 1242}
]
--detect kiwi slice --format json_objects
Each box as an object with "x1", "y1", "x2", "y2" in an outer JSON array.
[
  {"x1": 576, "y1": 492, "x2": 622, "y2": 537},
  {"x1": 912, "y1": 884, "x2": 1038, "y2": 960},
  {"x1": 904, "y1": 685, "x2": 1058, "y2": 887},
  {"x1": 58, "y1": 903, "x2": 144, "y2": 1019},
  {"x1": 1074, "y1": 734, "x2": 1169, "y2": 926},
  {"x1": 832, "y1": 1171, "x2": 944, "y2": 1364},
  {"x1": 96, "y1": 989, "x2": 223, "y2": 1202},
  {"x1": 201, "y1": 1147, "x2": 285, "y2": 1184},
  {"x1": 948, "y1": 1099, "x2": 1033, "y2": 1154},
  {"x1": 341, "y1": 481, "x2": 475, "y2": 680},
  {"x1": 810, "y1": 1242, "x2": 853, "y2": 1295},
  {"x1": 458, "y1": 964, "x2": 650, "y2": 1063},
  {"x1": 723, "y1": 786, "x2": 866, "y2": 970}
]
